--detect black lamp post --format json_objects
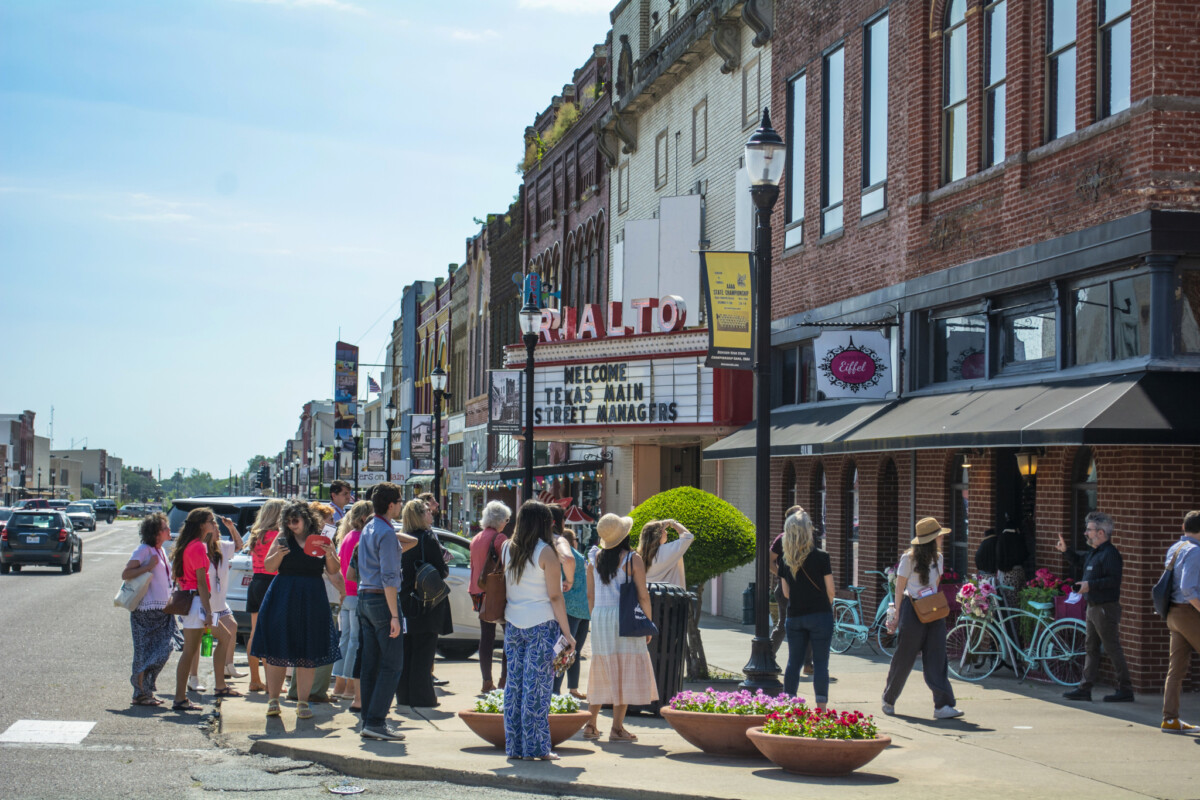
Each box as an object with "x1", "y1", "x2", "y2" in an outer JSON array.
[
  {"x1": 20, "y1": 466, "x2": 26, "y2": 500},
  {"x1": 37, "y1": 467, "x2": 42, "y2": 497},
  {"x1": 741, "y1": 107, "x2": 786, "y2": 693},
  {"x1": 518, "y1": 296, "x2": 543, "y2": 502},
  {"x1": 351, "y1": 422, "x2": 362, "y2": 497},
  {"x1": 385, "y1": 397, "x2": 397, "y2": 483},
  {"x1": 430, "y1": 366, "x2": 450, "y2": 527},
  {"x1": 50, "y1": 464, "x2": 56, "y2": 498}
]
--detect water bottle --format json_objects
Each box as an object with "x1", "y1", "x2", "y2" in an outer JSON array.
[{"x1": 201, "y1": 627, "x2": 214, "y2": 657}]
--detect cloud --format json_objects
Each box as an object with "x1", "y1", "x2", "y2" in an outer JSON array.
[
  {"x1": 104, "y1": 212, "x2": 195, "y2": 223},
  {"x1": 517, "y1": 0, "x2": 613, "y2": 13},
  {"x1": 448, "y1": 28, "x2": 500, "y2": 42}
]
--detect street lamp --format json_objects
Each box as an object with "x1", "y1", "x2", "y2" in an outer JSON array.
[
  {"x1": 741, "y1": 107, "x2": 786, "y2": 693},
  {"x1": 37, "y1": 467, "x2": 42, "y2": 497},
  {"x1": 307, "y1": 449, "x2": 315, "y2": 500},
  {"x1": 518, "y1": 295, "x2": 543, "y2": 502},
  {"x1": 385, "y1": 397, "x2": 397, "y2": 483},
  {"x1": 430, "y1": 365, "x2": 450, "y2": 527},
  {"x1": 19, "y1": 466, "x2": 26, "y2": 500},
  {"x1": 351, "y1": 422, "x2": 362, "y2": 498},
  {"x1": 50, "y1": 465, "x2": 56, "y2": 498},
  {"x1": 291, "y1": 458, "x2": 299, "y2": 499}
]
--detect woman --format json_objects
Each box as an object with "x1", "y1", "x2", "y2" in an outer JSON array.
[
  {"x1": 396, "y1": 499, "x2": 451, "y2": 708},
  {"x1": 553, "y1": 524, "x2": 590, "y2": 699},
  {"x1": 502, "y1": 501, "x2": 575, "y2": 760},
  {"x1": 249, "y1": 501, "x2": 344, "y2": 719},
  {"x1": 882, "y1": 516, "x2": 963, "y2": 719},
  {"x1": 122, "y1": 512, "x2": 176, "y2": 706},
  {"x1": 246, "y1": 498, "x2": 285, "y2": 693},
  {"x1": 584, "y1": 513, "x2": 658, "y2": 742},
  {"x1": 469, "y1": 500, "x2": 511, "y2": 694},
  {"x1": 776, "y1": 511, "x2": 834, "y2": 706},
  {"x1": 332, "y1": 499, "x2": 372, "y2": 709},
  {"x1": 637, "y1": 518, "x2": 695, "y2": 587},
  {"x1": 190, "y1": 515, "x2": 243, "y2": 698},
  {"x1": 288, "y1": 502, "x2": 341, "y2": 704},
  {"x1": 171, "y1": 508, "x2": 218, "y2": 711}
]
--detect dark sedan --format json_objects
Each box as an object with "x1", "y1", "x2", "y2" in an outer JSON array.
[{"x1": 1, "y1": 510, "x2": 83, "y2": 574}]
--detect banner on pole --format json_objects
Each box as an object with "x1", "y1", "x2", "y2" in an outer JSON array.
[
  {"x1": 366, "y1": 437, "x2": 385, "y2": 471},
  {"x1": 334, "y1": 341, "x2": 359, "y2": 452},
  {"x1": 410, "y1": 414, "x2": 433, "y2": 459},
  {"x1": 699, "y1": 251, "x2": 756, "y2": 370},
  {"x1": 488, "y1": 370, "x2": 523, "y2": 435}
]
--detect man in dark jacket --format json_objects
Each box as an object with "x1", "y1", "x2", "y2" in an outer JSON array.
[{"x1": 1057, "y1": 511, "x2": 1133, "y2": 702}]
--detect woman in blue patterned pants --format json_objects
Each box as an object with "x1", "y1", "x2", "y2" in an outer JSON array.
[{"x1": 501, "y1": 501, "x2": 576, "y2": 760}]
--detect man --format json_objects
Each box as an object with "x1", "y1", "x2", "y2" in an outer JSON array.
[
  {"x1": 1160, "y1": 511, "x2": 1200, "y2": 733},
  {"x1": 356, "y1": 482, "x2": 417, "y2": 741},
  {"x1": 330, "y1": 480, "x2": 352, "y2": 522},
  {"x1": 1057, "y1": 511, "x2": 1134, "y2": 702}
]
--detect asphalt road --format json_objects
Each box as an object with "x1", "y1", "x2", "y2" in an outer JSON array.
[{"x1": 0, "y1": 519, "x2": 584, "y2": 800}]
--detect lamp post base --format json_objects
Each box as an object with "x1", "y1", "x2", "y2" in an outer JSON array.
[{"x1": 740, "y1": 636, "x2": 783, "y2": 693}]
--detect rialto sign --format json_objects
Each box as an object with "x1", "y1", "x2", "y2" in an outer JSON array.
[{"x1": 535, "y1": 296, "x2": 687, "y2": 343}]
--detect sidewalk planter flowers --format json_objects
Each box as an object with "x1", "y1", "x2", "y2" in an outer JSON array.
[
  {"x1": 956, "y1": 577, "x2": 998, "y2": 619},
  {"x1": 457, "y1": 691, "x2": 590, "y2": 749},
  {"x1": 746, "y1": 707, "x2": 890, "y2": 777},
  {"x1": 661, "y1": 688, "x2": 803, "y2": 757}
]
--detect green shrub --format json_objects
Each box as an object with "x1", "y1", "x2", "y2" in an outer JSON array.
[{"x1": 628, "y1": 486, "x2": 755, "y2": 587}]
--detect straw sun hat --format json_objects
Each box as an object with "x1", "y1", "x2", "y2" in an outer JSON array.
[
  {"x1": 911, "y1": 516, "x2": 951, "y2": 546},
  {"x1": 596, "y1": 513, "x2": 634, "y2": 549}
]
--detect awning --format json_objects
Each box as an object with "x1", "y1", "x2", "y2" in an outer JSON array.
[
  {"x1": 405, "y1": 470, "x2": 435, "y2": 487},
  {"x1": 704, "y1": 372, "x2": 1200, "y2": 459},
  {"x1": 495, "y1": 457, "x2": 611, "y2": 484}
]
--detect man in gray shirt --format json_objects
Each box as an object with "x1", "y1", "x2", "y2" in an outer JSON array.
[
  {"x1": 1161, "y1": 510, "x2": 1200, "y2": 733},
  {"x1": 356, "y1": 482, "x2": 416, "y2": 741}
]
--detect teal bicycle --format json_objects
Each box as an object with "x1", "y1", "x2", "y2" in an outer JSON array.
[{"x1": 830, "y1": 570, "x2": 896, "y2": 658}]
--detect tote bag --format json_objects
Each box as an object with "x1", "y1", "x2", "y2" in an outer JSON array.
[
  {"x1": 618, "y1": 554, "x2": 658, "y2": 638},
  {"x1": 114, "y1": 571, "x2": 152, "y2": 612}
]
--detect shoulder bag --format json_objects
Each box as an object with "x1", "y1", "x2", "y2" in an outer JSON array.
[
  {"x1": 1152, "y1": 547, "x2": 1184, "y2": 618},
  {"x1": 412, "y1": 532, "x2": 449, "y2": 609},
  {"x1": 162, "y1": 587, "x2": 196, "y2": 616},
  {"x1": 909, "y1": 564, "x2": 949, "y2": 624},
  {"x1": 478, "y1": 536, "x2": 506, "y2": 624},
  {"x1": 114, "y1": 570, "x2": 153, "y2": 612},
  {"x1": 619, "y1": 553, "x2": 659, "y2": 638}
]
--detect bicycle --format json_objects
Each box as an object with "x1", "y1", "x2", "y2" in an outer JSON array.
[
  {"x1": 830, "y1": 570, "x2": 896, "y2": 658},
  {"x1": 945, "y1": 589, "x2": 1087, "y2": 686}
]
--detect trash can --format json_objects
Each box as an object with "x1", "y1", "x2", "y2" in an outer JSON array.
[{"x1": 631, "y1": 582, "x2": 695, "y2": 716}]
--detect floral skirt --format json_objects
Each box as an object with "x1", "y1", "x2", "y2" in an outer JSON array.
[
  {"x1": 130, "y1": 608, "x2": 177, "y2": 698},
  {"x1": 585, "y1": 606, "x2": 658, "y2": 706}
]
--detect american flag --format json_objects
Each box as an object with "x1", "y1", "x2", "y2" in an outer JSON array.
[{"x1": 368, "y1": 375, "x2": 381, "y2": 393}]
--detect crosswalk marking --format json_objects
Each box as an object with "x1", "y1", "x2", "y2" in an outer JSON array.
[{"x1": 0, "y1": 720, "x2": 96, "y2": 744}]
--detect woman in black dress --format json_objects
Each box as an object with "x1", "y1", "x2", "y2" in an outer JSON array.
[
  {"x1": 249, "y1": 501, "x2": 344, "y2": 719},
  {"x1": 396, "y1": 499, "x2": 451, "y2": 708}
]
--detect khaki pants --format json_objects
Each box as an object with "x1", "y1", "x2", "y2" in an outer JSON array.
[
  {"x1": 1082, "y1": 601, "x2": 1132, "y2": 693},
  {"x1": 1163, "y1": 603, "x2": 1200, "y2": 720}
]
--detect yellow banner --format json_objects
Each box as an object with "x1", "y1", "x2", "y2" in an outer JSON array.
[{"x1": 700, "y1": 251, "x2": 755, "y2": 370}]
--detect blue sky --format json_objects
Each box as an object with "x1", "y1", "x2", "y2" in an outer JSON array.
[{"x1": 0, "y1": 0, "x2": 612, "y2": 477}]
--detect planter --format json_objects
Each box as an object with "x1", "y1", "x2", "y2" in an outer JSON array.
[
  {"x1": 660, "y1": 707, "x2": 767, "y2": 758},
  {"x1": 457, "y1": 710, "x2": 592, "y2": 749},
  {"x1": 746, "y1": 728, "x2": 891, "y2": 776}
]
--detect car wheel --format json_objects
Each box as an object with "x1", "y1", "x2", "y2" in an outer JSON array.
[
  {"x1": 11, "y1": 565, "x2": 20, "y2": 573},
  {"x1": 106, "y1": 516, "x2": 114, "y2": 524},
  {"x1": 73, "y1": 545, "x2": 83, "y2": 573},
  {"x1": 436, "y1": 641, "x2": 480, "y2": 661},
  {"x1": 0, "y1": 563, "x2": 9, "y2": 575},
  {"x1": 62, "y1": 556, "x2": 72, "y2": 575}
]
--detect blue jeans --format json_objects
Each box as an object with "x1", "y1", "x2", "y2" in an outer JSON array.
[
  {"x1": 503, "y1": 620, "x2": 559, "y2": 758},
  {"x1": 358, "y1": 594, "x2": 404, "y2": 730},
  {"x1": 553, "y1": 616, "x2": 588, "y2": 693},
  {"x1": 333, "y1": 596, "x2": 360, "y2": 679},
  {"x1": 784, "y1": 611, "x2": 833, "y2": 703}
]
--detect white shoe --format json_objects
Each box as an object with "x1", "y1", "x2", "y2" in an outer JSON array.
[
  {"x1": 934, "y1": 705, "x2": 964, "y2": 719},
  {"x1": 881, "y1": 699, "x2": 895, "y2": 716},
  {"x1": 187, "y1": 676, "x2": 206, "y2": 693},
  {"x1": 224, "y1": 666, "x2": 247, "y2": 679}
]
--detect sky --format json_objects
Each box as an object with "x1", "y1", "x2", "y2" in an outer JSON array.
[{"x1": 0, "y1": 0, "x2": 614, "y2": 478}]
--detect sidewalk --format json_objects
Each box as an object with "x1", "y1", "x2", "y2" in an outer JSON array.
[{"x1": 216, "y1": 616, "x2": 1200, "y2": 800}]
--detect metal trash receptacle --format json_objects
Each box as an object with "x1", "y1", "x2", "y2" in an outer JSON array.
[{"x1": 630, "y1": 582, "x2": 694, "y2": 716}]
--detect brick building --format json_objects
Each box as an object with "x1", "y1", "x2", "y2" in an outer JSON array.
[{"x1": 704, "y1": 0, "x2": 1200, "y2": 692}]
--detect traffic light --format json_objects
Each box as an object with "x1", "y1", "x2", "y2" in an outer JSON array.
[{"x1": 257, "y1": 464, "x2": 270, "y2": 489}]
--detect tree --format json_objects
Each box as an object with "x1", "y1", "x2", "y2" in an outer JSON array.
[
  {"x1": 628, "y1": 487, "x2": 756, "y2": 679},
  {"x1": 122, "y1": 468, "x2": 160, "y2": 502}
]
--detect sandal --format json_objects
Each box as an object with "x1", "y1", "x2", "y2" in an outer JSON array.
[
  {"x1": 536, "y1": 751, "x2": 561, "y2": 761},
  {"x1": 172, "y1": 699, "x2": 201, "y2": 711},
  {"x1": 609, "y1": 729, "x2": 638, "y2": 743},
  {"x1": 582, "y1": 724, "x2": 602, "y2": 740},
  {"x1": 296, "y1": 701, "x2": 313, "y2": 720},
  {"x1": 247, "y1": 683, "x2": 267, "y2": 693},
  {"x1": 266, "y1": 699, "x2": 281, "y2": 717},
  {"x1": 214, "y1": 686, "x2": 243, "y2": 698},
  {"x1": 131, "y1": 696, "x2": 160, "y2": 707}
]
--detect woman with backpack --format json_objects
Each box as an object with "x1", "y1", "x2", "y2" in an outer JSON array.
[{"x1": 395, "y1": 499, "x2": 451, "y2": 708}]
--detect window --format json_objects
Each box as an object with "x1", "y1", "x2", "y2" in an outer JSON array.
[
  {"x1": 742, "y1": 55, "x2": 762, "y2": 128},
  {"x1": 785, "y1": 72, "x2": 806, "y2": 249},
  {"x1": 1181, "y1": 271, "x2": 1200, "y2": 353},
  {"x1": 692, "y1": 99, "x2": 708, "y2": 163},
  {"x1": 844, "y1": 464, "x2": 859, "y2": 587},
  {"x1": 933, "y1": 313, "x2": 987, "y2": 382},
  {"x1": 617, "y1": 160, "x2": 629, "y2": 214},
  {"x1": 1047, "y1": 0, "x2": 1077, "y2": 140},
  {"x1": 821, "y1": 44, "x2": 845, "y2": 235},
  {"x1": 862, "y1": 13, "x2": 888, "y2": 216},
  {"x1": 984, "y1": 0, "x2": 1007, "y2": 167},
  {"x1": 783, "y1": 462, "x2": 796, "y2": 513},
  {"x1": 777, "y1": 340, "x2": 817, "y2": 406},
  {"x1": 811, "y1": 463, "x2": 827, "y2": 550},
  {"x1": 1000, "y1": 305, "x2": 1057, "y2": 370},
  {"x1": 654, "y1": 129, "x2": 669, "y2": 189},
  {"x1": 949, "y1": 454, "x2": 970, "y2": 578},
  {"x1": 1072, "y1": 272, "x2": 1151, "y2": 364},
  {"x1": 1098, "y1": 0, "x2": 1131, "y2": 117},
  {"x1": 943, "y1": 0, "x2": 968, "y2": 183},
  {"x1": 1070, "y1": 448, "x2": 1098, "y2": 568}
]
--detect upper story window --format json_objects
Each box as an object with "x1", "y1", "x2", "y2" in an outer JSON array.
[
  {"x1": 942, "y1": 0, "x2": 968, "y2": 183},
  {"x1": 1181, "y1": 270, "x2": 1200, "y2": 354},
  {"x1": 743, "y1": 55, "x2": 762, "y2": 129},
  {"x1": 862, "y1": 12, "x2": 889, "y2": 216},
  {"x1": 1046, "y1": 0, "x2": 1078, "y2": 140},
  {"x1": 692, "y1": 99, "x2": 708, "y2": 163},
  {"x1": 1098, "y1": 0, "x2": 1132, "y2": 118},
  {"x1": 984, "y1": 0, "x2": 1007, "y2": 167},
  {"x1": 617, "y1": 160, "x2": 630, "y2": 214},
  {"x1": 1071, "y1": 271, "x2": 1150, "y2": 365},
  {"x1": 654, "y1": 129, "x2": 669, "y2": 189},
  {"x1": 785, "y1": 71, "x2": 807, "y2": 249},
  {"x1": 821, "y1": 44, "x2": 846, "y2": 235},
  {"x1": 999, "y1": 299, "x2": 1057, "y2": 373},
  {"x1": 933, "y1": 312, "x2": 987, "y2": 383},
  {"x1": 777, "y1": 340, "x2": 818, "y2": 406}
]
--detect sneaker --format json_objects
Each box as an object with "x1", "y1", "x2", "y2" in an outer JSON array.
[
  {"x1": 934, "y1": 705, "x2": 964, "y2": 719},
  {"x1": 1062, "y1": 688, "x2": 1092, "y2": 701},
  {"x1": 360, "y1": 724, "x2": 406, "y2": 741},
  {"x1": 881, "y1": 698, "x2": 895, "y2": 716},
  {"x1": 432, "y1": 677, "x2": 449, "y2": 687},
  {"x1": 1161, "y1": 718, "x2": 1198, "y2": 734},
  {"x1": 1103, "y1": 690, "x2": 1134, "y2": 703}
]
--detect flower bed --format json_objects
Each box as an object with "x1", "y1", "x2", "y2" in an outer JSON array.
[
  {"x1": 662, "y1": 689, "x2": 805, "y2": 757},
  {"x1": 747, "y1": 707, "x2": 889, "y2": 776}
]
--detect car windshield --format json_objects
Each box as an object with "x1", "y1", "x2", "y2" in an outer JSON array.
[
  {"x1": 66, "y1": 504, "x2": 91, "y2": 512},
  {"x1": 12, "y1": 513, "x2": 59, "y2": 529}
]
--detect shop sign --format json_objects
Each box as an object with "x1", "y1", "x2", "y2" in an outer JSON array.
[
  {"x1": 699, "y1": 251, "x2": 756, "y2": 370},
  {"x1": 815, "y1": 331, "x2": 891, "y2": 399},
  {"x1": 531, "y1": 356, "x2": 713, "y2": 428},
  {"x1": 536, "y1": 296, "x2": 687, "y2": 343}
]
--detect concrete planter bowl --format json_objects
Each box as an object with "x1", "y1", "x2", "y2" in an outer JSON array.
[
  {"x1": 746, "y1": 728, "x2": 891, "y2": 776},
  {"x1": 457, "y1": 710, "x2": 592, "y2": 749},
  {"x1": 659, "y1": 707, "x2": 767, "y2": 758}
]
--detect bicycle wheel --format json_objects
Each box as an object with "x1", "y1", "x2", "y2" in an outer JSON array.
[
  {"x1": 830, "y1": 604, "x2": 857, "y2": 654},
  {"x1": 1039, "y1": 619, "x2": 1087, "y2": 687},
  {"x1": 946, "y1": 620, "x2": 1001, "y2": 681},
  {"x1": 873, "y1": 623, "x2": 897, "y2": 659}
]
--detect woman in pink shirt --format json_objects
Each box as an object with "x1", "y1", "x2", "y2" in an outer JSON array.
[
  {"x1": 245, "y1": 499, "x2": 285, "y2": 692},
  {"x1": 170, "y1": 508, "x2": 217, "y2": 711},
  {"x1": 332, "y1": 500, "x2": 372, "y2": 710}
]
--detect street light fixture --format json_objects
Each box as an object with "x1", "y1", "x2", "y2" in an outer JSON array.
[
  {"x1": 430, "y1": 365, "x2": 450, "y2": 527},
  {"x1": 307, "y1": 449, "x2": 315, "y2": 500},
  {"x1": 518, "y1": 296, "x2": 543, "y2": 502},
  {"x1": 385, "y1": 397, "x2": 397, "y2": 483},
  {"x1": 37, "y1": 467, "x2": 42, "y2": 498},
  {"x1": 351, "y1": 422, "x2": 362, "y2": 498},
  {"x1": 741, "y1": 107, "x2": 786, "y2": 693}
]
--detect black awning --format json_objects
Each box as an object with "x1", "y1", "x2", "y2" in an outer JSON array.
[
  {"x1": 495, "y1": 455, "x2": 612, "y2": 483},
  {"x1": 703, "y1": 400, "x2": 894, "y2": 460}
]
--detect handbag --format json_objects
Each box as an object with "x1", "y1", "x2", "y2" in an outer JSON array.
[
  {"x1": 162, "y1": 588, "x2": 196, "y2": 616},
  {"x1": 619, "y1": 553, "x2": 659, "y2": 638},
  {"x1": 114, "y1": 570, "x2": 153, "y2": 612},
  {"x1": 411, "y1": 532, "x2": 449, "y2": 608},
  {"x1": 1152, "y1": 547, "x2": 1183, "y2": 617},
  {"x1": 478, "y1": 535, "x2": 506, "y2": 624},
  {"x1": 908, "y1": 563, "x2": 948, "y2": 624}
]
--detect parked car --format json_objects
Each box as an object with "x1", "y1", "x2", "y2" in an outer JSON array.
[
  {"x1": 87, "y1": 499, "x2": 118, "y2": 524},
  {"x1": 0, "y1": 509, "x2": 82, "y2": 574},
  {"x1": 14, "y1": 499, "x2": 50, "y2": 510},
  {"x1": 120, "y1": 503, "x2": 146, "y2": 518},
  {"x1": 64, "y1": 502, "x2": 97, "y2": 532}
]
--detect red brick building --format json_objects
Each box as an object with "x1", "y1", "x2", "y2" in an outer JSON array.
[{"x1": 706, "y1": 0, "x2": 1200, "y2": 692}]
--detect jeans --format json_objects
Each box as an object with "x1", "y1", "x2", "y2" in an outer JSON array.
[
  {"x1": 1082, "y1": 601, "x2": 1132, "y2": 692},
  {"x1": 333, "y1": 596, "x2": 360, "y2": 679},
  {"x1": 503, "y1": 620, "x2": 559, "y2": 758},
  {"x1": 358, "y1": 594, "x2": 404, "y2": 730},
  {"x1": 783, "y1": 611, "x2": 833, "y2": 702},
  {"x1": 553, "y1": 616, "x2": 588, "y2": 693}
]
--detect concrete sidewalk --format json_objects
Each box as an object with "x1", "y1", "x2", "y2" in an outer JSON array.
[{"x1": 216, "y1": 616, "x2": 1200, "y2": 800}]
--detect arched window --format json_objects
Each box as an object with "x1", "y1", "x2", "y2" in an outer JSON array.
[
  {"x1": 943, "y1": 0, "x2": 968, "y2": 183},
  {"x1": 1070, "y1": 448, "x2": 1098, "y2": 568},
  {"x1": 810, "y1": 462, "x2": 827, "y2": 550},
  {"x1": 949, "y1": 453, "x2": 970, "y2": 577},
  {"x1": 844, "y1": 462, "x2": 859, "y2": 586},
  {"x1": 574, "y1": 244, "x2": 585, "y2": 311}
]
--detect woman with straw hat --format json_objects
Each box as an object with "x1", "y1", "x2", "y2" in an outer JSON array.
[
  {"x1": 583, "y1": 513, "x2": 658, "y2": 743},
  {"x1": 881, "y1": 516, "x2": 964, "y2": 720}
]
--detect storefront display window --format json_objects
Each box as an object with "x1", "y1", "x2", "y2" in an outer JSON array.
[
  {"x1": 1072, "y1": 271, "x2": 1151, "y2": 364},
  {"x1": 844, "y1": 464, "x2": 859, "y2": 587},
  {"x1": 933, "y1": 314, "x2": 986, "y2": 382},
  {"x1": 949, "y1": 454, "x2": 969, "y2": 577},
  {"x1": 1000, "y1": 306, "x2": 1056, "y2": 371},
  {"x1": 811, "y1": 463, "x2": 827, "y2": 550}
]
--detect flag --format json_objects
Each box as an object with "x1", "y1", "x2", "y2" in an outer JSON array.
[{"x1": 368, "y1": 375, "x2": 381, "y2": 393}]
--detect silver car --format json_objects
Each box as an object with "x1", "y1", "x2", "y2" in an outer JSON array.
[{"x1": 64, "y1": 503, "x2": 97, "y2": 532}]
